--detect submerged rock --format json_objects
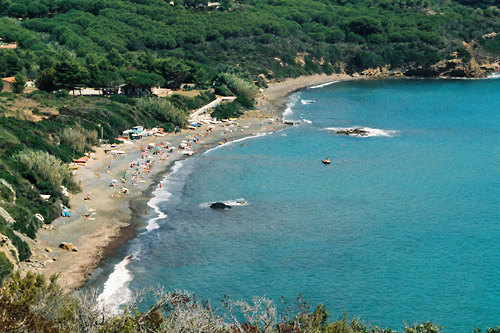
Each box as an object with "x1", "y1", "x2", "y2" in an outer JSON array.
[{"x1": 210, "y1": 202, "x2": 232, "y2": 210}]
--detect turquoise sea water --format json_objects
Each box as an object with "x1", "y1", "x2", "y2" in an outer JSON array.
[{"x1": 91, "y1": 79, "x2": 500, "y2": 331}]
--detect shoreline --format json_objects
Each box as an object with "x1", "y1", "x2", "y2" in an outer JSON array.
[{"x1": 19, "y1": 73, "x2": 353, "y2": 291}]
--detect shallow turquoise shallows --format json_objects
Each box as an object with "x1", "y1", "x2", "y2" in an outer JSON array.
[{"x1": 90, "y1": 79, "x2": 500, "y2": 331}]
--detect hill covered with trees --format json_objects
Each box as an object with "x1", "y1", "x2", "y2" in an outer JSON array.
[{"x1": 0, "y1": 0, "x2": 498, "y2": 93}]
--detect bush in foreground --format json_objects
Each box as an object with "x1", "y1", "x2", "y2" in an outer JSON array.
[{"x1": 0, "y1": 272, "x2": 463, "y2": 333}]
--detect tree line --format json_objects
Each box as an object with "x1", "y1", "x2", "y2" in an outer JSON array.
[{"x1": 0, "y1": 0, "x2": 498, "y2": 94}]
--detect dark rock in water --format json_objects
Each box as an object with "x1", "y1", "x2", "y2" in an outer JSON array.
[
  {"x1": 210, "y1": 202, "x2": 232, "y2": 210},
  {"x1": 336, "y1": 128, "x2": 369, "y2": 137}
]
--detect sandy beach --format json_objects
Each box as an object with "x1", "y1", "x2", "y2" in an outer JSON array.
[{"x1": 19, "y1": 73, "x2": 352, "y2": 290}]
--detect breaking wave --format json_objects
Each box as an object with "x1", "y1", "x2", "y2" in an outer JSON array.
[
  {"x1": 97, "y1": 256, "x2": 133, "y2": 314},
  {"x1": 309, "y1": 80, "x2": 339, "y2": 89},
  {"x1": 282, "y1": 93, "x2": 300, "y2": 122},
  {"x1": 300, "y1": 99, "x2": 317, "y2": 105},
  {"x1": 204, "y1": 131, "x2": 273, "y2": 154},
  {"x1": 486, "y1": 72, "x2": 500, "y2": 79}
]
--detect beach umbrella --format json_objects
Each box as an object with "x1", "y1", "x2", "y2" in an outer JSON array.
[{"x1": 141, "y1": 152, "x2": 148, "y2": 155}]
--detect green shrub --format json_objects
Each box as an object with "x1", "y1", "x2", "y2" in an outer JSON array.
[
  {"x1": 54, "y1": 89, "x2": 69, "y2": 98},
  {"x1": 12, "y1": 74, "x2": 26, "y2": 94},
  {"x1": 169, "y1": 91, "x2": 216, "y2": 111},
  {"x1": 11, "y1": 213, "x2": 38, "y2": 239},
  {"x1": 214, "y1": 84, "x2": 232, "y2": 96},
  {"x1": 0, "y1": 183, "x2": 14, "y2": 202},
  {"x1": 26, "y1": 90, "x2": 49, "y2": 100},
  {"x1": 110, "y1": 94, "x2": 135, "y2": 105},
  {"x1": 211, "y1": 101, "x2": 242, "y2": 120},
  {"x1": 0, "y1": 224, "x2": 31, "y2": 261},
  {"x1": 0, "y1": 91, "x2": 15, "y2": 98},
  {"x1": 136, "y1": 97, "x2": 187, "y2": 128},
  {"x1": 255, "y1": 76, "x2": 268, "y2": 88},
  {"x1": 235, "y1": 95, "x2": 254, "y2": 109},
  {"x1": 219, "y1": 73, "x2": 258, "y2": 99},
  {"x1": 161, "y1": 122, "x2": 175, "y2": 133},
  {"x1": 0, "y1": 252, "x2": 13, "y2": 284},
  {"x1": 12, "y1": 150, "x2": 72, "y2": 189},
  {"x1": 61, "y1": 125, "x2": 98, "y2": 153},
  {"x1": 36, "y1": 181, "x2": 58, "y2": 196}
]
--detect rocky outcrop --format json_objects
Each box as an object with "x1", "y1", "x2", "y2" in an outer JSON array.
[
  {"x1": 362, "y1": 40, "x2": 499, "y2": 79},
  {"x1": 362, "y1": 66, "x2": 403, "y2": 78},
  {"x1": 210, "y1": 202, "x2": 232, "y2": 210},
  {"x1": 59, "y1": 242, "x2": 78, "y2": 252},
  {"x1": 336, "y1": 128, "x2": 370, "y2": 137}
]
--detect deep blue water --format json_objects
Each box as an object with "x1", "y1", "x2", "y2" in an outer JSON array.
[{"x1": 92, "y1": 79, "x2": 500, "y2": 331}]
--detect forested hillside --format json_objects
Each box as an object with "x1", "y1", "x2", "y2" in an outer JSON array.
[{"x1": 0, "y1": 0, "x2": 499, "y2": 92}]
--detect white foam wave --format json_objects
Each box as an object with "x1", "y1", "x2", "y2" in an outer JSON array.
[
  {"x1": 282, "y1": 107, "x2": 293, "y2": 118},
  {"x1": 300, "y1": 99, "x2": 317, "y2": 105},
  {"x1": 302, "y1": 119, "x2": 312, "y2": 124},
  {"x1": 97, "y1": 256, "x2": 133, "y2": 314},
  {"x1": 325, "y1": 127, "x2": 398, "y2": 137},
  {"x1": 282, "y1": 93, "x2": 300, "y2": 122},
  {"x1": 146, "y1": 191, "x2": 169, "y2": 231},
  {"x1": 486, "y1": 72, "x2": 500, "y2": 79},
  {"x1": 309, "y1": 80, "x2": 339, "y2": 89},
  {"x1": 204, "y1": 132, "x2": 272, "y2": 154},
  {"x1": 144, "y1": 160, "x2": 186, "y2": 231},
  {"x1": 199, "y1": 198, "x2": 248, "y2": 208}
]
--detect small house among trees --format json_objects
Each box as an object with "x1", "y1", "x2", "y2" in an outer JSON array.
[
  {"x1": 0, "y1": 42, "x2": 18, "y2": 49},
  {"x1": 121, "y1": 85, "x2": 153, "y2": 97},
  {"x1": 119, "y1": 70, "x2": 164, "y2": 98}
]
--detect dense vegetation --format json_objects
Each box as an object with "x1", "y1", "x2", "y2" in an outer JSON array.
[{"x1": 0, "y1": 0, "x2": 498, "y2": 93}]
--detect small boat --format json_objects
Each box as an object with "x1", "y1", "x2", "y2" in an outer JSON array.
[{"x1": 322, "y1": 158, "x2": 331, "y2": 164}]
